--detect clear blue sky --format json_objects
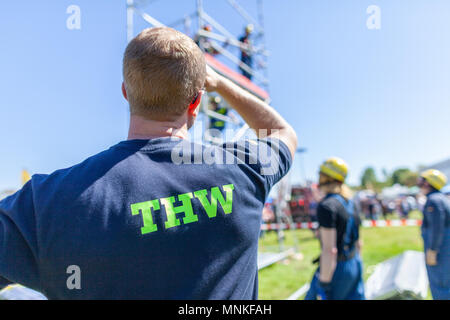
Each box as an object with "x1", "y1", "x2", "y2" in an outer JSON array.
[{"x1": 1, "y1": 0, "x2": 450, "y2": 191}]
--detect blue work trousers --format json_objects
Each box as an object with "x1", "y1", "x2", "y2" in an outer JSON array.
[
  {"x1": 305, "y1": 254, "x2": 365, "y2": 300},
  {"x1": 422, "y1": 227, "x2": 450, "y2": 300}
]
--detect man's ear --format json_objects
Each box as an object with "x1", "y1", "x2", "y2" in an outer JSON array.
[
  {"x1": 122, "y1": 82, "x2": 128, "y2": 101},
  {"x1": 188, "y1": 90, "x2": 203, "y2": 116},
  {"x1": 188, "y1": 103, "x2": 201, "y2": 118}
]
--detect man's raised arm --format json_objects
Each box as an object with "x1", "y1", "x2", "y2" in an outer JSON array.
[{"x1": 204, "y1": 66, "x2": 298, "y2": 158}]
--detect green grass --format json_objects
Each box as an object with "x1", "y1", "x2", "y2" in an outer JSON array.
[{"x1": 258, "y1": 225, "x2": 428, "y2": 300}]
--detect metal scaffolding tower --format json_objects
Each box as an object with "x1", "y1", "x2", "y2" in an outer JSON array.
[{"x1": 127, "y1": 0, "x2": 270, "y2": 90}]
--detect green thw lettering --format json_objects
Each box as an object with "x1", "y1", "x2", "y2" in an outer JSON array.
[
  {"x1": 160, "y1": 192, "x2": 198, "y2": 229},
  {"x1": 130, "y1": 199, "x2": 160, "y2": 235},
  {"x1": 194, "y1": 184, "x2": 235, "y2": 218}
]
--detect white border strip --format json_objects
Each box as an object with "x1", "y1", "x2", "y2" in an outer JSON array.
[{"x1": 286, "y1": 283, "x2": 310, "y2": 300}]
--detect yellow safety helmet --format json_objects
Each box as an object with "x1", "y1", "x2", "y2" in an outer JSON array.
[
  {"x1": 319, "y1": 157, "x2": 348, "y2": 182},
  {"x1": 245, "y1": 24, "x2": 254, "y2": 34},
  {"x1": 420, "y1": 169, "x2": 447, "y2": 191}
]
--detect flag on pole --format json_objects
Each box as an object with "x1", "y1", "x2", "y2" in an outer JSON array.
[{"x1": 21, "y1": 170, "x2": 31, "y2": 186}]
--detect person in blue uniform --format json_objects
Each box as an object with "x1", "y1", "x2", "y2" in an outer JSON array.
[
  {"x1": 205, "y1": 95, "x2": 229, "y2": 144},
  {"x1": 239, "y1": 24, "x2": 254, "y2": 80},
  {"x1": 417, "y1": 169, "x2": 450, "y2": 300},
  {"x1": 208, "y1": 96, "x2": 228, "y2": 132},
  {"x1": 305, "y1": 157, "x2": 365, "y2": 300},
  {"x1": 194, "y1": 25, "x2": 227, "y2": 56}
]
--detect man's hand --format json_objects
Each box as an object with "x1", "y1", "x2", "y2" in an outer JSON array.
[
  {"x1": 426, "y1": 249, "x2": 438, "y2": 266},
  {"x1": 204, "y1": 65, "x2": 221, "y2": 92}
]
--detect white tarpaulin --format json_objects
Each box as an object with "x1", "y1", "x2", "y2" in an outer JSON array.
[
  {"x1": 365, "y1": 250, "x2": 429, "y2": 300},
  {"x1": 0, "y1": 284, "x2": 47, "y2": 300}
]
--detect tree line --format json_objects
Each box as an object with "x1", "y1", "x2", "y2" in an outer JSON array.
[{"x1": 358, "y1": 166, "x2": 424, "y2": 192}]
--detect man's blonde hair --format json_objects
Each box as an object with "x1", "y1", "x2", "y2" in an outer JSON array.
[{"x1": 123, "y1": 27, "x2": 206, "y2": 120}]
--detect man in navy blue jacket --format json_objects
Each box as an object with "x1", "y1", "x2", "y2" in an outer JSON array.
[
  {"x1": 418, "y1": 169, "x2": 450, "y2": 300},
  {"x1": 0, "y1": 27, "x2": 297, "y2": 299}
]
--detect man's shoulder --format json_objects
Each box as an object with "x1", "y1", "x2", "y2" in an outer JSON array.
[
  {"x1": 29, "y1": 143, "x2": 129, "y2": 195},
  {"x1": 317, "y1": 198, "x2": 338, "y2": 220},
  {"x1": 427, "y1": 192, "x2": 450, "y2": 210},
  {"x1": 427, "y1": 192, "x2": 446, "y2": 205}
]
